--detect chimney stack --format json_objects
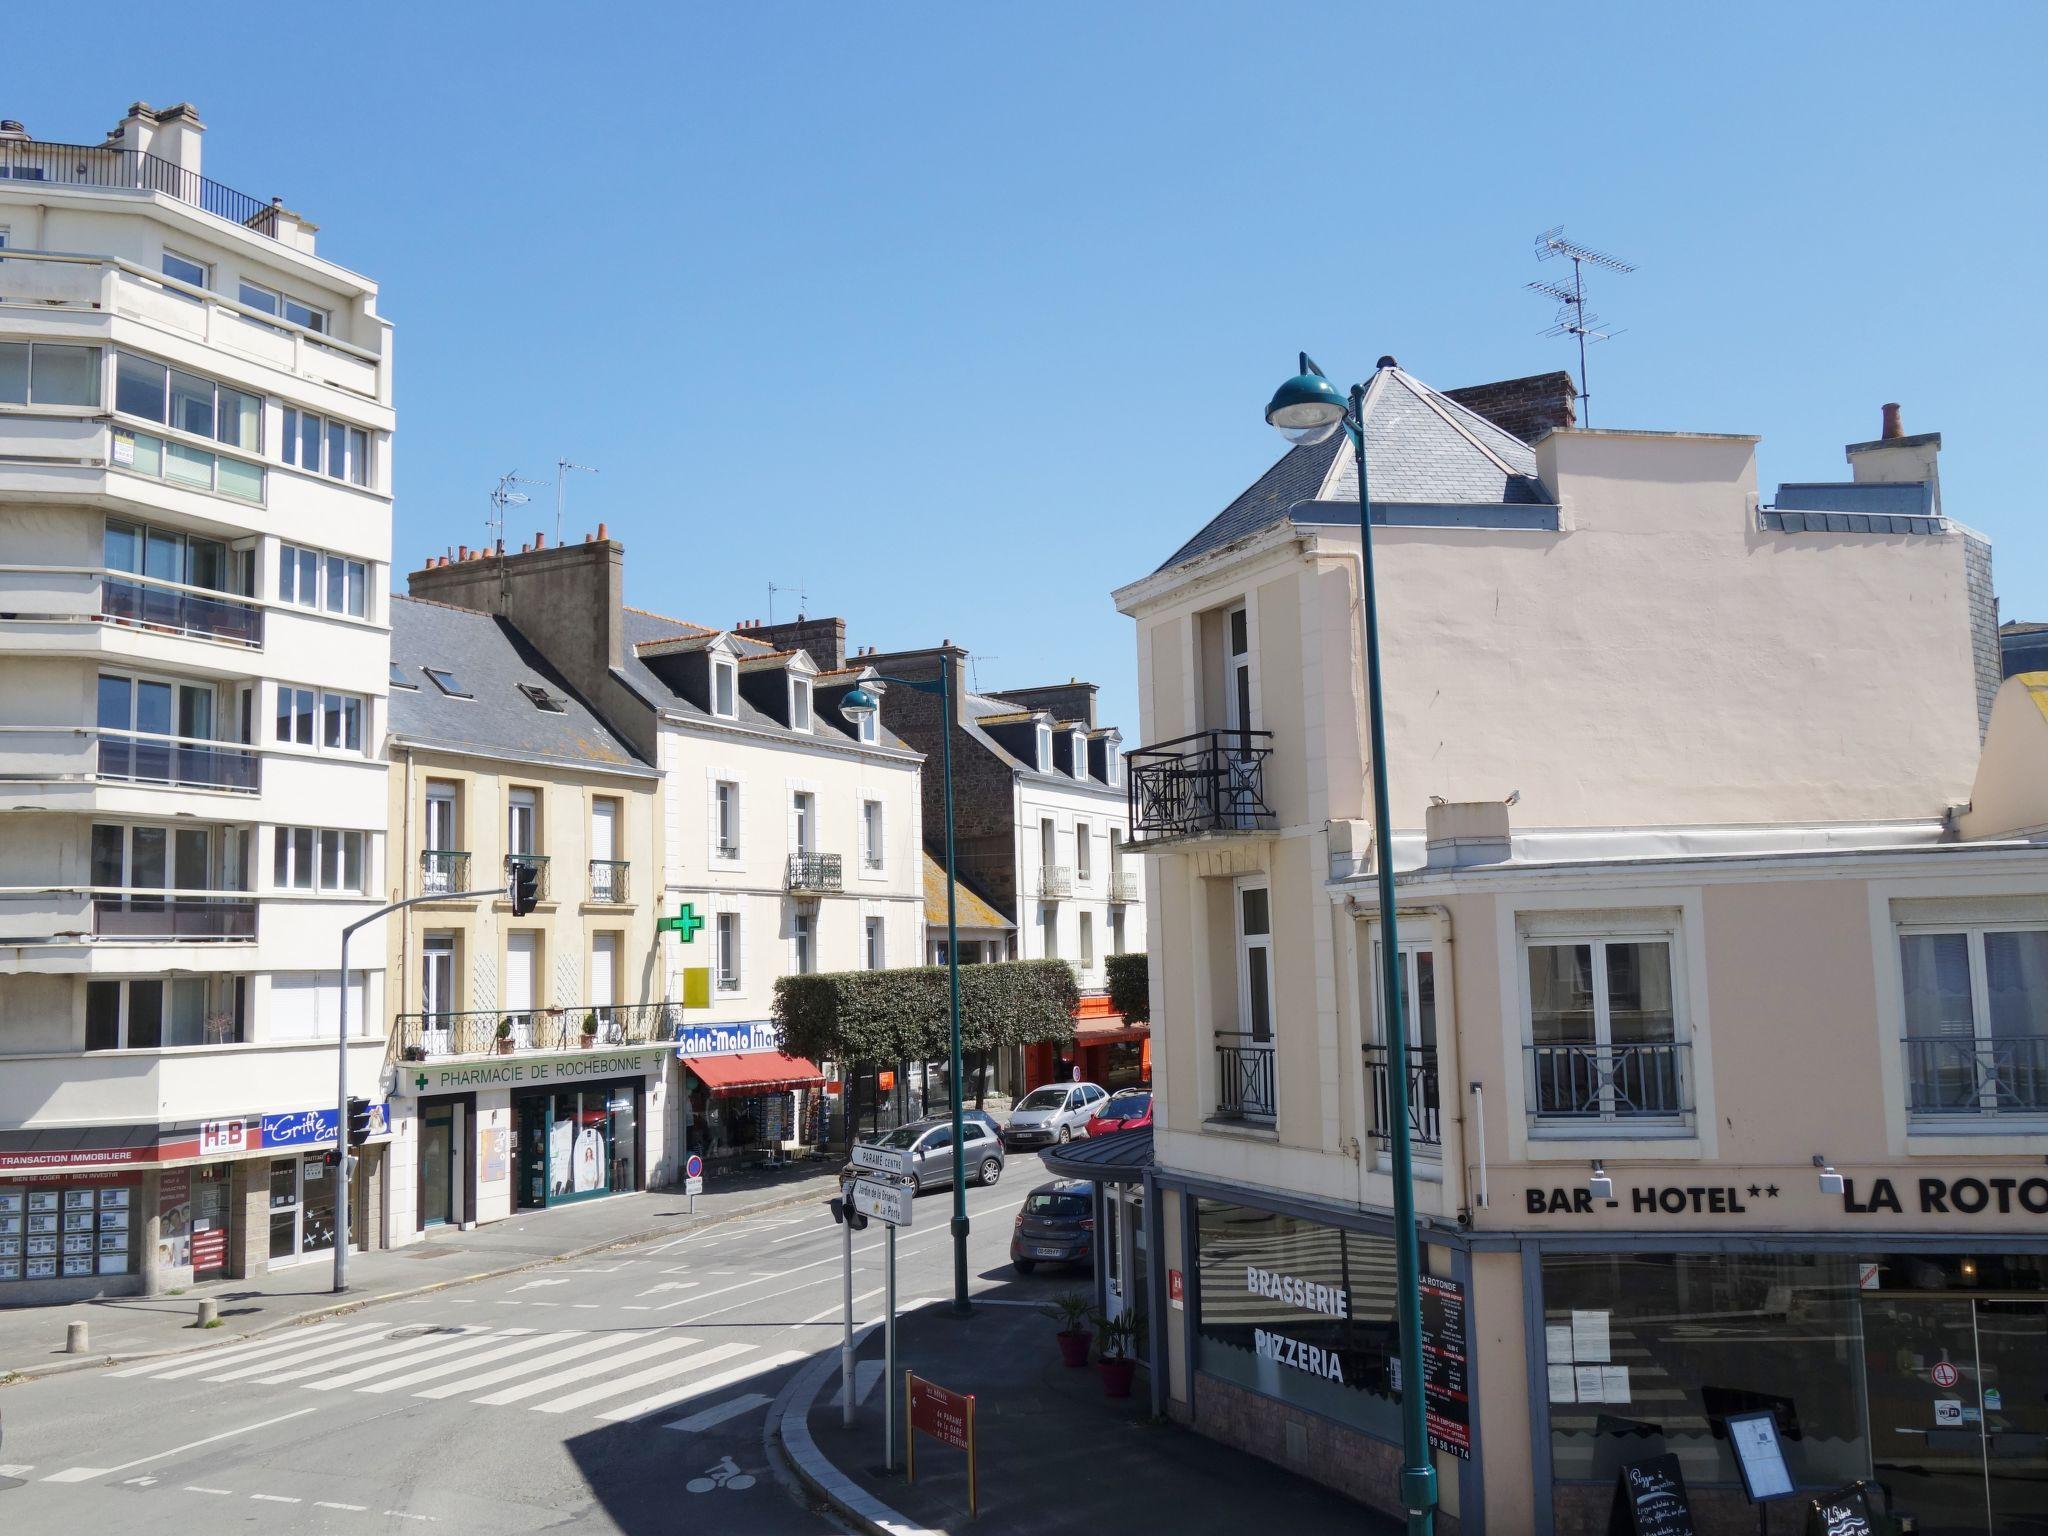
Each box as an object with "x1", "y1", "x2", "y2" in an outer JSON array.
[{"x1": 1881, "y1": 402, "x2": 1903, "y2": 440}]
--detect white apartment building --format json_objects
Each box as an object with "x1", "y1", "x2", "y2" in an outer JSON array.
[
  {"x1": 405, "y1": 542, "x2": 926, "y2": 1172},
  {"x1": 0, "y1": 103, "x2": 394, "y2": 1302}
]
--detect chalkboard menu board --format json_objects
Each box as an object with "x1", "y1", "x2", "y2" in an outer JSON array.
[
  {"x1": 1803, "y1": 1484, "x2": 1874, "y2": 1536},
  {"x1": 1608, "y1": 1454, "x2": 1697, "y2": 1536},
  {"x1": 1419, "y1": 1274, "x2": 1470, "y2": 1460}
]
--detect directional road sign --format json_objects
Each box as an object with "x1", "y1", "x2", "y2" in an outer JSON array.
[
  {"x1": 851, "y1": 1142, "x2": 912, "y2": 1179},
  {"x1": 850, "y1": 1176, "x2": 913, "y2": 1228}
]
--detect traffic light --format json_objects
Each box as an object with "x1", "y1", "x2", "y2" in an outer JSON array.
[
  {"x1": 346, "y1": 1095, "x2": 375, "y2": 1148},
  {"x1": 509, "y1": 860, "x2": 541, "y2": 916}
]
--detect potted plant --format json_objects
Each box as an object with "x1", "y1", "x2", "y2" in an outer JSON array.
[
  {"x1": 401, "y1": 1043, "x2": 428, "y2": 1063},
  {"x1": 494, "y1": 1018, "x2": 515, "y2": 1056},
  {"x1": 1039, "y1": 1290, "x2": 1093, "y2": 1368},
  {"x1": 579, "y1": 1011, "x2": 599, "y2": 1049},
  {"x1": 1091, "y1": 1307, "x2": 1141, "y2": 1398}
]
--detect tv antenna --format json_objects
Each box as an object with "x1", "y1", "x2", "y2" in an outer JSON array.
[
  {"x1": 1527, "y1": 226, "x2": 1636, "y2": 426},
  {"x1": 487, "y1": 470, "x2": 550, "y2": 548},
  {"x1": 970, "y1": 653, "x2": 1001, "y2": 691},
  {"x1": 555, "y1": 458, "x2": 599, "y2": 544},
  {"x1": 767, "y1": 579, "x2": 807, "y2": 625}
]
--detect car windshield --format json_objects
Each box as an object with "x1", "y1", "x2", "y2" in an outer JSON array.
[
  {"x1": 1025, "y1": 1191, "x2": 1090, "y2": 1219},
  {"x1": 1104, "y1": 1094, "x2": 1151, "y2": 1119},
  {"x1": 1017, "y1": 1088, "x2": 1068, "y2": 1111},
  {"x1": 874, "y1": 1124, "x2": 927, "y2": 1149}
]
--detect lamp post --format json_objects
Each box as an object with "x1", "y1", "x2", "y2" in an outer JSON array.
[
  {"x1": 1265, "y1": 353, "x2": 1436, "y2": 1534},
  {"x1": 838, "y1": 668, "x2": 971, "y2": 1317}
]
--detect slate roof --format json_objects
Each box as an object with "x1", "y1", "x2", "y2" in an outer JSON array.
[
  {"x1": 388, "y1": 596, "x2": 650, "y2": 773},
  {"x1": 1765, "y1": 481, "x2": 1941, "y2": 533},
  {"x1": 960, "y1": 688, "x2": 1121, "y2": 795},
  {"x1": 1156, "y1": 365, "x2": 1555, "y2": 574},
  {"x1": 922, "y1": 851, "x2": 1014, "y2": 932}
]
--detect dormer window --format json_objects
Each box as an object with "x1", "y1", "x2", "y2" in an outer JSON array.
[
  {"x1": 790, "y1": 677, "x2": 813, "y2": 732},
  {"x1": 1070, "y1": 731, "x2": 1087, "y2": 778},
  {"x1": 1107, "y1": 751, "x2": 1121, "y2": 788},
  {"x1": 1036, "y1": 723, "x2": 1053, "y2": 771},
  {"x1": 713, "y1": 658, "x2": 737, "y2": 718},
  {"x1": 856, "y1": 708, "x2": 878, "y2": 745}
]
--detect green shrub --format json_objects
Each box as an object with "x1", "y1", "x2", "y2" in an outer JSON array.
[
  {"x1": 1104, "y1": 951, "x2": 1149, "y2": 1024},
  {"x1": 774, "y1": 958, "x2": 1079, "y2": 1064}
]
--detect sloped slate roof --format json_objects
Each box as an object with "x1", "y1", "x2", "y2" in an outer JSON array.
[
  {"x1": 389, "y1": 596, "x2": 650, "y2": 772},
  {"x1": 1156, "y1": 365, "x2": 1554, "y2": 574}
]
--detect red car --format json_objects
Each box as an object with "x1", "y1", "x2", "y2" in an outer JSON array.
[{"x1": 1081, "y1": 1089, "x2": 1152, "y2": 1137}]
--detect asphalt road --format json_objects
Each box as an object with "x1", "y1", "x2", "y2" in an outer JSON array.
[{"x1": 0, "y1": 1166, "x2": 1050, "y2": 1534}]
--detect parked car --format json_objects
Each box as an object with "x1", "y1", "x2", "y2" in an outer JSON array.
[
  {"x1": 850, "y1": 1115, "x2": 1006, "y2": 1192},
  {"x1": 1081, "y1": 1089, "x2": 1152, "y2": 1137},
  {"x1": 1002, "y1": 1082, "x2": 1109, "y2": 1148},
  {"x1": 1010, "y1": 1180, "x2": 1094, "y2": 1274}
]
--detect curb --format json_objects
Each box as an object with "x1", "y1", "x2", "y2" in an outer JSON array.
[
  {"x1": 1, "y1": 1177, "x2": 835, "y2": 1386},
  {"x1": 771, "y1": 1300, "x2": 942, "y2": 1536}
]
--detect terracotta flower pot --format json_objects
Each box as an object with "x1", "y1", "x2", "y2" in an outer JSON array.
[
  {"x1": 1055, "y1": 1329, "x2": 1093, "y2": 1368},
  {"x1": 495, "y1": 1038, "x2": 514, "y2": 1056},
  {"x1": 579, "y1": 1034, "x2": 596, "y2": 1050},
  {"x1": 1098, "y1": 1356, "x2": 1136, "y2": 1398}
]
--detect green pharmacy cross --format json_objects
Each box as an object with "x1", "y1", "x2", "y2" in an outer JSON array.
[{"x1": 658, "y1": 902, "x2": 705, "y2": 942}]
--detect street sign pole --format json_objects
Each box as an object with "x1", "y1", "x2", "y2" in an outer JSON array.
[
  {"x1": 884, "y1": 1220, "x2": 899, "y2": 1471},
  {"x1": 841, "y1": 1215, "x2": 856, "y2": 1428}
]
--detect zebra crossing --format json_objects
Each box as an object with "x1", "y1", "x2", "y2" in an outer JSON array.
[{"x1": 109, "y1": 1318, "x2": 805, "y2": 1430}]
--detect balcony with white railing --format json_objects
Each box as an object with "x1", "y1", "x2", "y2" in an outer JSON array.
[
  {"x1": 786, "y1": 852, "x2": 843, "y2": 897},
  {"x1": 1038, "y1": 865, "x2": 1073, "y2": 900},
  {"x1": 394, "y1": 1003, "x2": 682, "y2": 1062},
  {"x1": 1107, "y1": 871, "x2": 1140, "y2": 904}
]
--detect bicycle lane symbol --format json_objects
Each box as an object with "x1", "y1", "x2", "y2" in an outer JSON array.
[{"x1": 685, "y1": 1455, "x2": 756, "y2": 1494}]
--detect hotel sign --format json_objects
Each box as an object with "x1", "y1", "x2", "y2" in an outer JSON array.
[
  {"x1": 1521, "y1": 1171, "x2": 2048, "y2": 1220},
  {"x1": 402, "y1": 1047, "x2": 669, "y2": 1097}
]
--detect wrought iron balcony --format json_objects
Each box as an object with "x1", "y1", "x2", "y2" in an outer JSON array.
[
  {"x1": 419, "y1": 850, "x2": 470, "y2": 897},
  {"x1": 96, "y1": 732, "x2": 259, "y2": 792},
  {"x1": 0, "y1": 139, "x2": 282, "y2": 239},
  {"x1": 787, "y1": 852, "x2": 843, "y2": 894},
  {"x1": 93, "y1": 894, "x2": 255, "y2": 940},
  {"x1": 588, "y1": 859, "x2": 630, "y2": 904},
  {"x1": 1904, "y1": 1035, "x2": 2048, "y2": 1117},
  {"x1": 395, "y1": 1002, "x2": 685, "y2": 1060},
  {"x1": 1214, "y1": 1031, "x2": 1276, "y2": 1122},
  {"x1": 1364, "y1": 1044, "x2": 1441, "y2": 1148},
  {"x1": 1038, "y1": 865, "x2": 1073, "y2": 900},
  {"x1": 1107, "y1": 871, "x2": 1140, "y2": 904},
  {"x1": 100, "y1": 575, "x2": 262, "y2": 647},
  {"x1": 1128, "y1": 729, "x2": 1275, "y2": 842},
  {"x1": 504, "y1": 852, "x2": 550, "y2": 901},
  {"x1": 1527, "y1": 1041, "x2": 1690, "y2": 1122}
]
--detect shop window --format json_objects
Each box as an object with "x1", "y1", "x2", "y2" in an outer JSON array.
[
  {"x1": 0, "y1": 1182, "x2": 133, "y2": 1282},
  {"x1": 1524, "y1": 930, "x2": 1687, "y2": 1128}
]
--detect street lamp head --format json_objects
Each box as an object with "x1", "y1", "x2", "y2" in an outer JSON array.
[
  {"x1": 838, "y1": 685, "x2": 880, "y2": 726},
  {"x1": 1264, "y1": 369, "x2": 1349, "y2": 445}
]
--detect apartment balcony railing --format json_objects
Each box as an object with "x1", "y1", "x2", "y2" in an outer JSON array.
[
  {"x1": 1364, "y1": 1044, "x2": 1442, "y2": 1148},
  {"x1": 0, "y1": 139, "x2": 282, "y2": 238},
  {"x1": 504, "y1": 852, "x2": 550, "y2": 901},
  {"x1": 588, "y1": 859, "x2": 630, "y2": 904},
  {"x1": 419, "y1": 850, "x2": 470, "y2": 897},
  {"x1": 1038, "y1": 865, "x2": 1073, "y2": 900},
  {"x1": 1128, "y1": 729, "x2": 1275, "y2": 842},
  {"x1": 96, "y1": 732, "x2": 259, "y2": 793},
  {"x1": 1904, "y1": 1034, "x2": 2048, "y2": 1117},
  {"x1": 1214, "y1": 1030, "x2": 1276, "y2": 1122},
  {"x1": 100, "y1": 575, "x2": 263, "y2": 647},
  {"x1": 92, "y1": 894, "x2": 256, "y2": 940},
  {"x1": 394, "y1": 1002, "x2": 684, "y2": 1060},
  {"x1": 1527, "y1": 1040, "x2": 1690, "y2": 1122},
  {"x1": 1107, "y1": 871, "x2": 1140, "y2": 904},
  {"x1": 787, "y1": 852, "x2": 843, "y2": 895},
  {"x1": 862, "y1": 847, "x2": 885, "y2": 873}
]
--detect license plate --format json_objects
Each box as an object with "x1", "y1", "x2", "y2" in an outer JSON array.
[{"x1": 1030, "y1": 1245, "x2": 1067, "y2": 1258}]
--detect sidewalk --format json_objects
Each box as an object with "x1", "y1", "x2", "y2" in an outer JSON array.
[
  {"x1": 782, "y1": 1283, "x2": 1398, "y2": 1536},
  {"x1": 0, "y1": 1162, "x2": 840, "y2": 1380}
]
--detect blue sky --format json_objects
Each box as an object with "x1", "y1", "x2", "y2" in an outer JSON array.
[{"x1": 25, "y1": 4, "x2": 2046, "y2": 732}]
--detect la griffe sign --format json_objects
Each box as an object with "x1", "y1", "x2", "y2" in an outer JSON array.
[{"x1": 1523, "y1": 1172, "x2": 2048, "y2": 1219}]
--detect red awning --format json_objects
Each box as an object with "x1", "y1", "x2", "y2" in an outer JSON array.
[
  {"x1": 682, "y1": 1051, "x2": 826, "y2": 1098},
  {"x1": 1074, "y1": 1014, "x2": 1148, "y2": 1046}
]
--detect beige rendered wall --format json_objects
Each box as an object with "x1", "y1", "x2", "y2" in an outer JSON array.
[{"x1": 1470, "y1": 1248, "x2": 1535, "y2": 1535}]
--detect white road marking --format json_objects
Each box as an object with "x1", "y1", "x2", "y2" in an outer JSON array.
[
  {"x1": 113, "y1": 1322, "x2": 385, "y2": 1379},
  {"x1": 533, "y1": 1342, "x2": 751, "y2": 1415},
  {"x1": 572, "y1": 1303, "x2": 599, "y2": 1310},
  {"x1": 663, "y1": 1392, "x2": 773, "y2": 1433},
  {"x1": 250, "y1": 1493, "x2": 301, "y2": 1503},
  {"x1": 414, "y1": 1333, "x2": 616, "y2": 1399},
  {"x1": 205, "y1": 1329, "x2": 415, "y2": 1384},
  {"x1": 41, "y1": 1468, "x2": 107, "y2": 1483},
  {"x1": 309, "y1": 1328, "x2": 526, "y2": 1390},
  {"x1": 255, "y1": 1326, "x2": 490, "y2": 1386},
  {"x1": 316, "y1": 1501, "x2": 369, "y2": 1511},
  {"x1": 636, "y1": 1281, "x2": 697, "y2": 1297},
  {"x1": 184, "y1": 1486, "x2": 234, "y2": 1495},
  {"x1": 0, "y1": 1464, "x2": 35, "y2": 1478},
  {"x1": 601, "y1": 1350, "x2": 808, "y2": 1423},
  {"x1": 622, "y1": 1305, "x2": 651, "y2": 1311},
  {"x1": 473, "y1": 1336, "x2": 699, "y2": 1407},
  {"x1": 361, "y1": 1330, "x2": 570, "y2": 1393},
  {"x1": 509, "y1": 1277, "x2": 571, "y2": 1293},
  {"x1": 790, "y1": 1285, "x2": 886, "y2": 1331},
  {"x1": 121, "y1": 1475, "x2": 159, "y2": 1486}
]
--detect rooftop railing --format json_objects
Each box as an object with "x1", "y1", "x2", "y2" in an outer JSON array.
[
  {"x1": 0, "y1": 139, "x2": 281, "y2": 239},
  {"x1": 1128, "y1": 728, "x2": 1275, "y2": 842}
]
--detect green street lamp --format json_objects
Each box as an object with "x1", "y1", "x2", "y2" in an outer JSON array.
[
  {"x1": 838, "y1": 672, "x2": 972, "y2": 1317},
  {"x1": 1266, "y1": 352, "x2": 1437, "y2": 1534}
]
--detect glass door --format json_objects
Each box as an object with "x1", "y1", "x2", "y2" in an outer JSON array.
[
  {"x1": 418, "y1": 1104, "x2": 454, "y2": 1228},
  {"x1": 1979, "y1": 1301, "x2": 2048, "y2": 1535}
]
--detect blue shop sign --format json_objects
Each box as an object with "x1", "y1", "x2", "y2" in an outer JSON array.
[
  {"x1": 261, "y1": 1103, "x2": 389, "y2": 1150},
  {"x1": 673, "y1": 1020, "x2": 779, "y2": 1058}
]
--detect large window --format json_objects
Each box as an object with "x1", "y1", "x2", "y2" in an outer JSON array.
[
  {"x1": 861, "y1": 799, "x2": 884, "y2": 871},
  {"x1": 277, "y1": 543, "x2": 368, "y2": 618},
  {"x1": 1369, "y1": 942, "x2": 1441, "y2": 1150},
  {"x1": 1525, "y1": 933, "x2": 1685, "y2": 1125},
  {"x1": 281, "y1": 406, "x2": 369, "y2": 486},
  {"x1": 865, "y1": 915, "x2": 885, "y2": 970},
  {"x1": 161, "y1": 250, "x2": 210, "y2": 289},
  {"x1": 1223, "y1": 882, "x2": 1275, "y2": 1120},
  {"x1": 1194, "y1": 1198, "x2": 1402, "y2": 1441},
  {"x1": 272, "y1": 826, "x2": 367, "y2": 893},
  {"x1": 712, "y1": 658, "x2": 737, "y2": 718},
  {"x1": 112, "y1": 351, "x2": 263, "y2": 501},
  {"x1": 275, "y1": 686, "x2": 364, "y2": 753},
  {"x1": 716, "y1": 912, "x2": 741, "y2": 991},
  {"x1": 0, "y1": 340, "x2": 99, "y2": 406},
  {"x1": 714, "y1": 781, "x2": 740, "y2": 858},
  {"x1": 97, "y1": 672, "x2": 257, "y2": 791},
  {"x1": 85, "y1": 976, "x2": 240, "y2": 1049},
  {"x1": 238, "y1": 280, "x2": 328, "y2": 333},
  {"x1": 1900, "y1": 924, "x2": 2048, "y2": 1116}
]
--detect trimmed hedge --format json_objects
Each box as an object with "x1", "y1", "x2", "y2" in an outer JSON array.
[
  {"x1": 775, "y1": 958, "x2": 1079, "y2": 1065},
  {"x1": 1104, "y1": 951, "x2": 1149, "y2": 1024}
]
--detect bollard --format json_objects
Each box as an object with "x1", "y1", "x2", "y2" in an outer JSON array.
[
  {"x1": 196, "y1": 1298, "x2": 219, "y2": 1328},
  {"x1": 65, "y1": 1320, "x2": 88, "y2": 1354}
]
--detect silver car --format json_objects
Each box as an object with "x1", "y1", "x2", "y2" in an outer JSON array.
[
  {"x1": 1003, "y1": 1082, "x2": 1108, "y2": 1148},
  {"x1": 866, "y1": 1115, "x2": 1007, "y2": 1192}
]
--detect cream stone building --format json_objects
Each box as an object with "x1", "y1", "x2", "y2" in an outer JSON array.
[
  {"x1": 1104, "y1": 365, "x2": 2045, "y2": 1535},
  {"x1": 0, "y1": 104, "x2": 394, "y2": 1302}
]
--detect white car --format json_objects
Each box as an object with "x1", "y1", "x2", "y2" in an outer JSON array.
[{"x1": 1003, "y1": 1082, "x2": 1108, "y2": 1148}]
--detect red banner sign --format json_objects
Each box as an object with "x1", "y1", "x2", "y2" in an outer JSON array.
[
  {"x1": 905, "y1": 1371, "x2": 978, "y2": 1516},
  {"x1": 191, "y1": 1224, "x2": 229, "y2": 1274}
]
